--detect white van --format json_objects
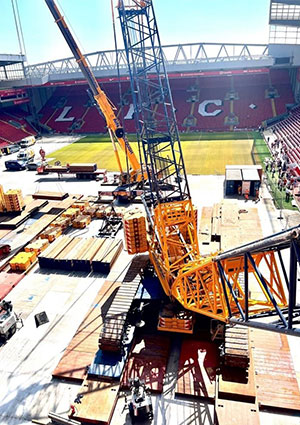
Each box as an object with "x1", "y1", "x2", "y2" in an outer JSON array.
[
  {"x1": 17, "y1": 148, "x2": 35, "y2": 162},
  {"x1": 19, "y1": 136, "x2": 36, "y2": 148}
]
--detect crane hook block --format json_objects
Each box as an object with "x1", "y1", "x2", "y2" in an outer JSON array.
[{"x1": 115, "y1": 128, "x2": 125, "y2": 138}]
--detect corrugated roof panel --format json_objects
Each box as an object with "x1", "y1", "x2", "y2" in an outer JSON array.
[
  {"x1": 242, "y1": 168, "x2": 260, "y2": 181},
  {"x1": 226, "y1": 169, "x2": 242, "y2": 181}
]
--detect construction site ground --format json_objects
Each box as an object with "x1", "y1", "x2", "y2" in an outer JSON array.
[{"x1": 0, "y1": 135, "x2": 300, "y2": 425}]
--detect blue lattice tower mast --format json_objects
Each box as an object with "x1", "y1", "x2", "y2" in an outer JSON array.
[
  {"x1": 117, "y1": 0, "x2": 200, "y2": 298},
  {"x1": 118, "y1": 0, "x2": 190, "y2": 205}
]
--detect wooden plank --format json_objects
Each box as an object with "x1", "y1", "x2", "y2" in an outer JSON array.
[
  {"x1": 198, "y1": 206, "x2": 212, "y2": 245},
  {"x1": 73, "y1": 238, "x2": 105, "y2": 271},
  {"x1": 0, "y1": 229, "x2": 11, "y2": 240},
  {"x1": 38, "y1": 236, "x2": 73, "y2": 268},
  {"x1": 216, "y1": 398, "x2": 260, "y2": 425},
  {"x1": 250, "y1": 328, "x2": 300, "y2": 411},
  {"x1": 220, "y1": 201, "x2": 239, "y2": 226},
  {"x1": 0, "y1": 199, "x2": 48, "y2": 229},
  {"x1": 92, "y1": 239, "x2": 123, "y2": 273},
  {"x1": 100, "y1": 239, "x2": 123, "y2": 273},
  {"x1": 92, "y1": 239, "x2": 113, "y2": 262},
  {"x1": 52, "y1": 349, "x2": 95, "y2": 382},
  {"x1": 55, "y1": 237, "x2": 83, "y2": 269},
  {"x1": 211, "y1": 203, "x2": 221, "y2": 242},
  {"x1": 71, "y1": 379, "x2": 119, "y2": 425}
]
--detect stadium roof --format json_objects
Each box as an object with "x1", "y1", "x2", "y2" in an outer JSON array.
[{"x1": 0, "y1": 53, "x2": 26, "y2": 67}]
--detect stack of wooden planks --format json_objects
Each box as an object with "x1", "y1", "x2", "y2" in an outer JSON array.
[
  {"x1": 73, "y1": 238, "x2": 105, "y2": 272},
  {"x1": 9, "y1": 250, "x2": 36, "y2": 271},
  {"x1": 32, "y1": 191, "x2": 69, "y2": 201},
  {"x1": 72, "y1": 214, "x2": 91, "y2": 229},
  {"x1": 3, "y1": 189, "x2": 25, "y2": 212},
  {"x1": 24, "y1": 239, "x2": 49, "y2": 256},
  {"x1": 0, "y1": 199, "x2": 48, "y2": 229},
  {"x1": 91, "y1": 238, "x2": 123, "y2": 273},
  {"x1": 38, "y1": 236, "x2": 123, "y2": 273},
  {"x1": 39, "y1": 226, "x2": 62, "y2": 242},
  {"x1": 38, "y1": 235, "x2": 73, "y2": 269},
  {"x1": 0, "y1": 185, "x2": 5, "y2": 213}
]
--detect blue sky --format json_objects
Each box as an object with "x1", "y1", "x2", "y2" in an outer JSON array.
[{"x1": 1, "y1": 0, "x2": 270, "y2": 65}]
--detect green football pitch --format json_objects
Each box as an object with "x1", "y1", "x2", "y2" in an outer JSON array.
[{"x1": 49, "y1": 132, "x2": 263, "y2": 175}]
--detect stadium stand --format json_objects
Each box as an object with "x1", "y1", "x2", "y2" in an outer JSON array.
[
  {"x1": 38, "y1": 71, "x2": 294, "y2": 134},
  {"x1": 0, "y1": 108, "x2": 37, "y2": 143},
  {"x1": 265, "y1": 105, "x2": 300, "y2": 175}
]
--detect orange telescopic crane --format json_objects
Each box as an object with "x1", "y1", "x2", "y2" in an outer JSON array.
[{"x1": 44, "y1": 0, "x2": 143, "y2": 184}]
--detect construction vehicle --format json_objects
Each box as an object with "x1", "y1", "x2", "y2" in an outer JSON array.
[
  {"x1": 38, "y1": 162, "x2": 106, "y2": 180},
  {"x1": 0, "y1": 300, "x2": 22, "y2": 340},
  {"x1": 127, "y1": 377, "x2": 153, "y2": 424},
  {"x1": 19, "y1": 135, "x2": 36, "y2": 148},
  {"x1": 45, "y1": 0, "x2": 300, "y2": 339},
  {"x1": 17, "y1": 148, "x2": 35, "y2": 162},
  {"x1": 45, "y1": 0, "x2": 145, "y2": 186},
  {"x1": 2, "y1": 144, "x2": 20, "y2": 155}
]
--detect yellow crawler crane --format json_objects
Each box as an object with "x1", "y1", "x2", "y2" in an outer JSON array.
[
  {"x1": 46, "y1": 0, "x2": 300, "y2": 336},
  {"x1": 117, "y1": 0, "x2": 299, "y2": 336}
]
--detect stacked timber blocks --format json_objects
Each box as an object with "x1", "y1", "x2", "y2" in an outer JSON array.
[
  {"x1": 2, "y1": 188, "x2": 25, "y2": 212},
  {"x1": 123, "y1": 208, "x2": 148, "y2": 254},
  {"x1": 0, "y1": 185, "x2": 4, "y2": 212},
  {"x1": 72, "y1": 214, "x2": 91, "y2": 229},
  {"x1": 224, "y1": 324, "x2": 250, "y2": 369}
]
